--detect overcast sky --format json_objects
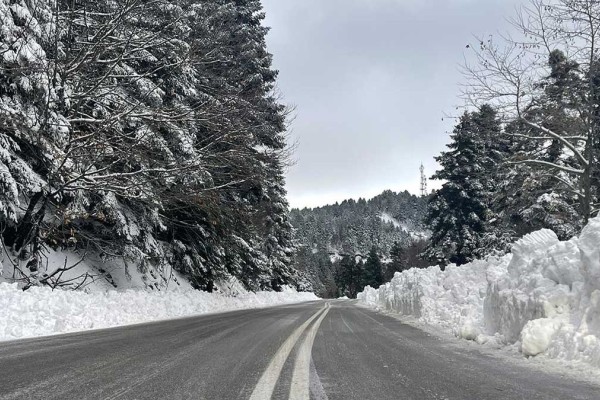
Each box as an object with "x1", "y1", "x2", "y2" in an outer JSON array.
[{"x1": 261, "y1": 0, "x2": 524, "y2": 209}]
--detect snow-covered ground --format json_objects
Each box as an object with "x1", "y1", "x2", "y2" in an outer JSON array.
[
  {"x1": 0, "y1": 245, "x2": 208, "y2": 292},
  {"x1": 378, "y1": 212, "x2": 403, "y2": 229},
  {"x1": 0, "y1": 282, "x2": 318, "y2": 342},
  {"x1": 378, "y1": 211, "x2": 429, "y2": 239},
  {"x1": 0, "y1": 248, "x2": 318, "y2": 342},
  {"x1": 358, "y1": 216, "x2": 600, "y2": 371}
]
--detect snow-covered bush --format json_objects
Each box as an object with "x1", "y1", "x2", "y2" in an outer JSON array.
[{"x1": 358, "y1": 216, "x2": 600, "y2": 369}]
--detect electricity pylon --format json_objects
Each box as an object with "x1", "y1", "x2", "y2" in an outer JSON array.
[{"x1": 420, "y1": 163, "x2": 427, "y2": 197}]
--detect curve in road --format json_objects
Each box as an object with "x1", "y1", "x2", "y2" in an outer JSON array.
[{"x1": 0, "y1": 300, "x2": 598, "y2": 400}]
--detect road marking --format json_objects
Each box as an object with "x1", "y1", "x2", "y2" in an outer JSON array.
[
  {"x1": 289, "y1": 302, "x2": 330, "y2": 400},
  {"x1": 249, "y1": 304, "x2": 328, "y2": 400}
]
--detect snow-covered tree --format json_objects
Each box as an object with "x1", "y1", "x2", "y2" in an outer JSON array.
[
  {"x1": 463, "y1": 0, "x2": 600, "y2": 226},
  {"x1": 425, "y1": 106, "x2": 507, "y2": 265},
  {"x1": 362, "y1": 246, "x2": 383, "y2": 289},
  {"x1": 0, "y1": 0, "x2": 303, "y2": 291},
  {"x1": 492, "y1": 53, "x2": 586, "y2": 239}
]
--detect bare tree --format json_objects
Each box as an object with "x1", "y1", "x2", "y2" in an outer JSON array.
[{"x1": 462, "y1": 0, "x2": 600, "y2": 222}]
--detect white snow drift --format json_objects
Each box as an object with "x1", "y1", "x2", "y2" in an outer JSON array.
[
  {"x1": 0, "y1": 245, "x2": 318, "y2": 342},
  {"x1": 0, "y1": 283, "x2": 317, "y2": 341},
  {"x1": 358, "y1": 216, "x2": 600, "y2": 369}
]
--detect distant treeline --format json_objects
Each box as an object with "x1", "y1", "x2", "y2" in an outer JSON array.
[{"x1": 289, "y1": 190, "x2": 429, "y2": 297}]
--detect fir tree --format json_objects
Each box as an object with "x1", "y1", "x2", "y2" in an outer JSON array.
[
  {"x1": 425, "y1": 105, "x2": 506, "y2": 266},
  {"x1": 493, "y1": 51, "x2": 586, "y2": 240},
  {"x1": 0, "y1": 0, "x2": 304, "y2": 291},
  {"x1": 335, "y1": 255, "x2": 364, "y2": 298},
  {"x1": 385, "y1": 241, "x2": 406, "y2": 281},
  {"x1": 362, "y1": 246, "x2": 383, "y2": 288}
]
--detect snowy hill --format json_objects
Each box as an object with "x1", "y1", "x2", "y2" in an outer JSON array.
[
  {"x1": 378, "y1": 212, "x2": 428, "y2": 240},
  {"x1": 289, "y1": 190, "x2": 429, "y2": 296}
]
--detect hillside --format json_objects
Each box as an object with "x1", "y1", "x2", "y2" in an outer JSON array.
[
  {"x1": 289, "y1": 190, "x2": 429, "y2": 296},
  {"x1": 0, "y1": 0, "x2": 303, "y2": 293}
]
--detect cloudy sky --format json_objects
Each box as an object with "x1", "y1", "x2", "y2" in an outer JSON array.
[{"x1": 261, "y1": 0, "x2": 524, "y2": 209}]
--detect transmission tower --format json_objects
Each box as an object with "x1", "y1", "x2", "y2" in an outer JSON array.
[{"x1": 420, "y1": 163, "x2": 427, "y2": 197}]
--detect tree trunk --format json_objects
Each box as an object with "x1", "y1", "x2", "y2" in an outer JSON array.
[
  {"x1": 3, "y1": 192, "x2": 42, "y2": 248},
  {"x1": 12, "y1": 192, "x2": 48, "y2": 255}
]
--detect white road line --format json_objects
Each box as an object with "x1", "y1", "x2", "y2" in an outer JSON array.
[
  {"x1": 289, "y1": 302, "x2": 331, "y2": 400},
  {"x1": 249, "y1": 304, "x2": 327, "y2": 400}
]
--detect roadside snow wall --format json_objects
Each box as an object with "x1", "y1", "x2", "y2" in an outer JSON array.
[
  {"x1": 0, "y1": 283, "x2": 318, "y2": 341},
  {"x1": 358, "y1": 217, "x2": 600, "y2": 369}
]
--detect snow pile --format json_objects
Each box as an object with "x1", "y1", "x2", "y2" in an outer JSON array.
[
  {"x1": 358, "y1": 217, "x2": 600, "y2": 369},
  {"x1": 360, "y1": 258, "x2": 504, "y2": 341},
  {"x1": 0, "y1": 283, "x2": 317, "y2": 341}
]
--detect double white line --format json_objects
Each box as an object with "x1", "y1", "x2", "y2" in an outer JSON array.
[{"x1": 250, "y1": 302, "x2": 331, "y2": 400}]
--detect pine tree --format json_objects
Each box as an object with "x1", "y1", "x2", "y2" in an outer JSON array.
[
  {"x1": 362, "y1": 246, "x2": 383, "y2": 288},
  {"x1": 385, "y1": 241, "x2": 406, "y2": 281},
  {"x1": 463, "y1": 2, "x2": 600, "y2": 228},
  {"x1": 425, "y1": 105, "x2": 506, "y2": 266},
  {"x1": 0, "y1": 0, "x2": 304, "y2": 291}
]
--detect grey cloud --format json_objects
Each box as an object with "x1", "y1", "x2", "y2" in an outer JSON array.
[{"x1": 262, "y1": 0, "x2": 524, "y2": 208}]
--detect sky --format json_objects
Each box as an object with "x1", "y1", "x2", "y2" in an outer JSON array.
[{"x1": 261, "y1": 0, "x2": 524, "y2": 209}]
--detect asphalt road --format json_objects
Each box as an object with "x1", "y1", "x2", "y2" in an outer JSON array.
[{"x1": 1, "y1": 300, "x2": 598, "y2": 400}]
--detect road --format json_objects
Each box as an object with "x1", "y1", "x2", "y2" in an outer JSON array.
[{"x1": 0, "y1": 300, "x2": 598, "y2": 400}]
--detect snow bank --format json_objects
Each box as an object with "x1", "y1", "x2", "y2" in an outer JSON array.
[
  {"x1": 358, "y1": 217, "x2": 600, "y2": 369},
  {"x1": 0, "y1": 283, "x2": 317, "y2": 341}
]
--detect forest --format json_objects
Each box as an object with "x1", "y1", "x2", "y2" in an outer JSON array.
[
  {"x1": 289, "y1": 190, "x2": 429, "y2": 297},
  {"x1": 0, "y1": 0, "x2": 304, "y2": 291},
  {"x1": 297, "y1": 0, "x2": 600, "y2": 298},
  {"x1": 3, "y1": 0, "x2": 600, "y2": 299},
  {"x1": 425, "y1": 0, "x2": 600, "y2": 268}
]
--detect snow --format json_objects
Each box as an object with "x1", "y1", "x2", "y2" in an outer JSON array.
[
  {"x1": 0, "y1": 282, "x2": 317, "y2": 342},
  {"x1": 379, "y1": 212, "x2": 402, "y2": 229},
  {"x1": 0, "y1": 246, "x2": 317, "y2": 342},
  {"x1": 1, "y1": 246, "x2": 192, "y2": 292},
  {"x1": 521, "y1": 318, "x2": 562, "y2": 356},
  {"x1": 378, "y1": 211, "x2": 429, "y2": 239},
  {"x1": 358, "y1": 216, "x2": 600, "y2": 370},
  {"x1": 329, "y1": 251, "x2": 342, "y2": 263}
]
